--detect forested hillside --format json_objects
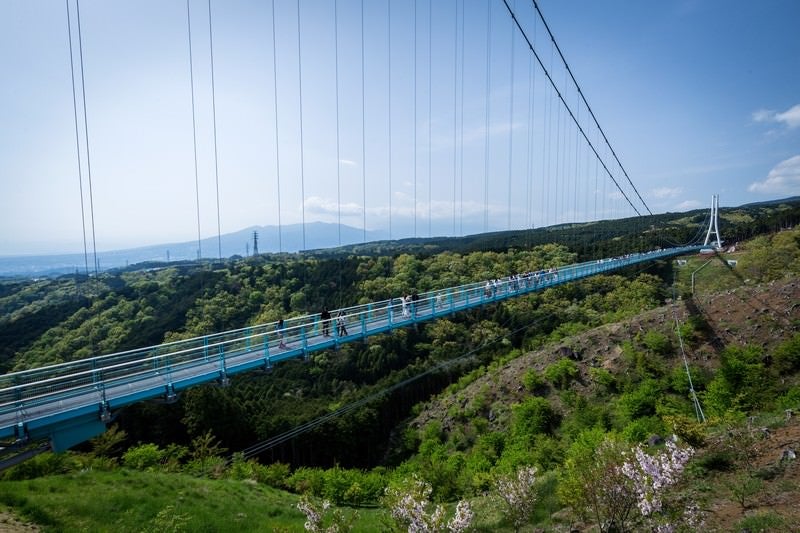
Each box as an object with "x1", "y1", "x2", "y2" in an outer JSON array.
[{"x1": 1, "y1": 205, "x2": 799, "y2": 531}]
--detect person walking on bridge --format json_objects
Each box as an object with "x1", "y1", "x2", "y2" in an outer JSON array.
[
  {"x1": 321, "y1": 307, "x2": 332, "y2": 336},
  {"x1": 277, "y1": 318, "x2": 287, "y2": 348}
]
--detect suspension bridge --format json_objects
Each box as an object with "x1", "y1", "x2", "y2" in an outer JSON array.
[
  {"x1": 0, "y1": 0, "x2": 725, "y2": 464},
  {"x1": 0, "y1": 244, "x2": 711, "y2": 456}
]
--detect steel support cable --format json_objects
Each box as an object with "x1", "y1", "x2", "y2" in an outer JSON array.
[
  {"x1": 334, "y1": 0, "x2": 341, "y2": 248},
  {"x1": 483, "y1": 0, "x2": 492, "y2": 233},
  {"x1": 207, "y1": 0, "x2": 223, "y2": 259},
  {"x1": 661, "y1": 211, "x2": 709, "y2": 248},
  {"x1": 558, "y1": 65, "x2": 565, "y2": 227},
  {"x1": 451, "y1": 0, "x2": 458, "y2": 236},
  {"x1": 388, "y1": 1, "x2": 393, "y2": 240},
  {"x1": 413, "y1": 0, "x2": 418, "y2": 237},
  {"x1": 542, "y1": 54, "x2": 550, "y2": 228},
  {"x1": 507, "y1": 1, "x2": 515, "y2": 231},
  {"x1": 186, "y1": 0, "x2": 203, "y2": 260},
  {"x1": 526, "y1": 11, "x2": 537, "y2": 232},
  {"x1": 428, "y1": 0, "x2": 432, "y2": 237},
  {"x1": 361, "y1": 0, "x2": 366, "y2": 242},
  {"x1": 672, "y1": 304, "x2": 706, "y2": 422},
  {"x1": 65, "y1": 0, "x2": 90, "y2": 277},
  {"x1": 271, "y1": 0, "x2": 283, "y2": 253},
  {"x1": 501, "y1": 0, "x2": 642, "y2": 217},
  {"x1": 75, "y1": 0, "x2": 98, "y2": 275},
  {"x1": 574, "y1": 99, "x2": 580, "y2": 228},
  {"x1": 525, "y1": 52, "x2": 533, "y2": 231},
  {"x1": 296, "y1": 0, "x2": 307, "y2": 251},
  {"x1": 334, "y1": 0, "x2": 343, "y2": 307},
  {"x1": 458, "y1": 0, "x2": 465, "y2": 236},
  {"x1": 528, "y1": 0, "x2": 651, "y2": 216}
]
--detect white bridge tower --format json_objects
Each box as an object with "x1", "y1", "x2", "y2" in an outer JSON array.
[{"x1": 703, "y1": 194, "x2": 723, "y2": 249}]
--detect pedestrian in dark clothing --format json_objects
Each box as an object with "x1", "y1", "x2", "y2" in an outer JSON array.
[
  {"x1": 277, "y1": 318, "x2": 287, "y2": 348},
  {"x1": 321, "y1": 307, "x2": 331, "y2": 336}
]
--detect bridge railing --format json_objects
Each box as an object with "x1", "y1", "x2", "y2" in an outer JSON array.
[{"x1": 0, "y1": 246, "x2": 700, "y2": 420}]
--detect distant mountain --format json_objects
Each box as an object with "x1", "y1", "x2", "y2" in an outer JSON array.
[
  {"x1": 3, "y1": 195, "x2": 799, "y2": 278},
  {"x1": 0, "y1": 223, "x2": 385, "y2": 277}
]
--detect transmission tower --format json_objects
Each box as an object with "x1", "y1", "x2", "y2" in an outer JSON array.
[{"x1": 252, "y1": 230, "x2": 259, "y2": 255}]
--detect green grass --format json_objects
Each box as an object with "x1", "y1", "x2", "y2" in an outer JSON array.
[
  {"x1": 0, "y1": 467, "x2": 547, "y2": 532},
  {"x1": 673, "y1": 254, "x2": 744, "y2": 296},
  {"x1": 0, "y1": 469, "x2": 388, "y2": 532}
]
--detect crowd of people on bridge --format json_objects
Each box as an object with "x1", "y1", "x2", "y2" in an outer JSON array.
[{"x1": 483, "y1": 267, "x2": 560, "y2": 298}]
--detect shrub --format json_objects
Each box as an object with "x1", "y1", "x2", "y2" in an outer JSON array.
[
  {"x1": 544, "y1": 358, "x2": 579, "y2": 389},
  {"x1": 777, "y1": 385, "x2": 800, "y2": 410},
  {"x1": 522, "y1": 368, "x2": 544, "y2": 392},
  {"x1": 512, "y1": 397, "x2": 561, "y2": 439},
  {"x1": 773, "y1": 333, "x2": 800, "y2": 373},
  {"x1": 618, "y1": 379, "x2": 661, "y2": 420},
  {"x1": 622, "y1": 416, "x2": 665, "y2": 443},
  {"x1": 641, "y1": 331, "x2": 673, "y2": 356},
  {"x1": 255, "y1": 461, "x2": 291, "y2": 489},
  {"x1": 589, "y1": 367, "x2": 616, "y2": 393},
  {"x1": 122, "y1": 443, "x2": 165, "y2": 471},
  {"x1": 662, "y1": 414, "x2": 706, "y2": 447},
  {"x1": 288, "y1": 466, "x2": 326, "y2": 497},
  {"x1": 1, "y1": 452, "x2": 80, "y2": 481},
  {"x1": 736, "y1": 511, "x2": 785, "y2": 532}
]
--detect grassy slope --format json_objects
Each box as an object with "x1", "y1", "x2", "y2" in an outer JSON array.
[{"x1": 0, "y1": 470, "x2": 318, "y2": 532}]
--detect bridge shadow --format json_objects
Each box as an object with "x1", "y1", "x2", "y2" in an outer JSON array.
[{"x1": 684, "y1": 251, "x2": 798, "y2": 362}]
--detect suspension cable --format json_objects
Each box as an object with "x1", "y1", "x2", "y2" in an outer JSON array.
[
  {"x1": 483, "y1": 0, "x2": 492, "y2": 233},
  {"x1": 507, "y1": 1, "x2": 515, "y2": 231},
  {"x1": 186, "y1": 0, "x2": 202, "y2": 260},
  {"x1": 413, "y1": 0, "x2": 417, "y2": 237},
  {"x1": 428, "y1": 0, "x2": 432, "y2": 237},
  {"x1": 296, "y1": 0, "x2": 306, "y2": 251},
  {"x1": 75, "y1": 0, "x2": 98, "y2": 275},
  {"x1": 271, "y1": 0, "x2": 283, "y2": 253},
  {"x1": 501, "y1": 0, "x2": 642, "y2": 217},
  {"x1": 361, "y1": 0, "x2": 366, "y2": 242},
  {"x1": 387, "y1": 0, "x2": 393, "y2": 240},
  {"x1": 207, "y1": 0, "x2": 222, "y2": 259},
  {"x1": 458, "y1": 0, "x2": 465, "y2": 236},
  {"x1": 65, "y1": 0, "x2": 89, "y2": 277},
  {"x1": 334, "y1": 0, "x2": 341, "y2": 247},
  {"x1": 451, "y1": 0, "x2": 458, "y2": 236},
  {"x1": 529, "y1": 0, "x2": 651, "y2": 216}
]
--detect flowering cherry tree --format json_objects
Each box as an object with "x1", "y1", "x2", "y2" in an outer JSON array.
[
  {"x1": 620, "y1": 440, "x2": 701, "y2": 531},
  {"x1": 494, "y1": 466, "x2": 538, "y2": 532},
  {"x1": 560, "y1": 433, "x2": 702, "y2": 533},
  {"x1": 296, "y1": 495, "x2": 355, "y2": 533},
  {"x1": 385, "y1": 475, "x2": 474, "y2": 533}
]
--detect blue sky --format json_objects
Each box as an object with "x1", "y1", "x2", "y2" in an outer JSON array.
[{"x1": 1, "y1": 0, "x2": 798, "y2": 256}]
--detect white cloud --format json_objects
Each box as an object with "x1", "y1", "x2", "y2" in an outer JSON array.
[
  {"x1": 748, "y1": 155, "x2": 800, "y2": 195},
  {"x1": 651, "y1": 186, "x2": 682, "y2": 199},
  {"x1": 305, "y1": 196, "x2": 363, "y2": 216},
  {"x1": 752, "y1": 104, "x2": 800, "y2": 129},
  {"x1": 752, "y1": 109, "x2": 774, "y2": 123},
  {"x1": 775, "y1": 105, "x2": 800, "y2": 128},
  {"x1": 674, "y1": 200, "x2": 702, "y2": 211}
]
